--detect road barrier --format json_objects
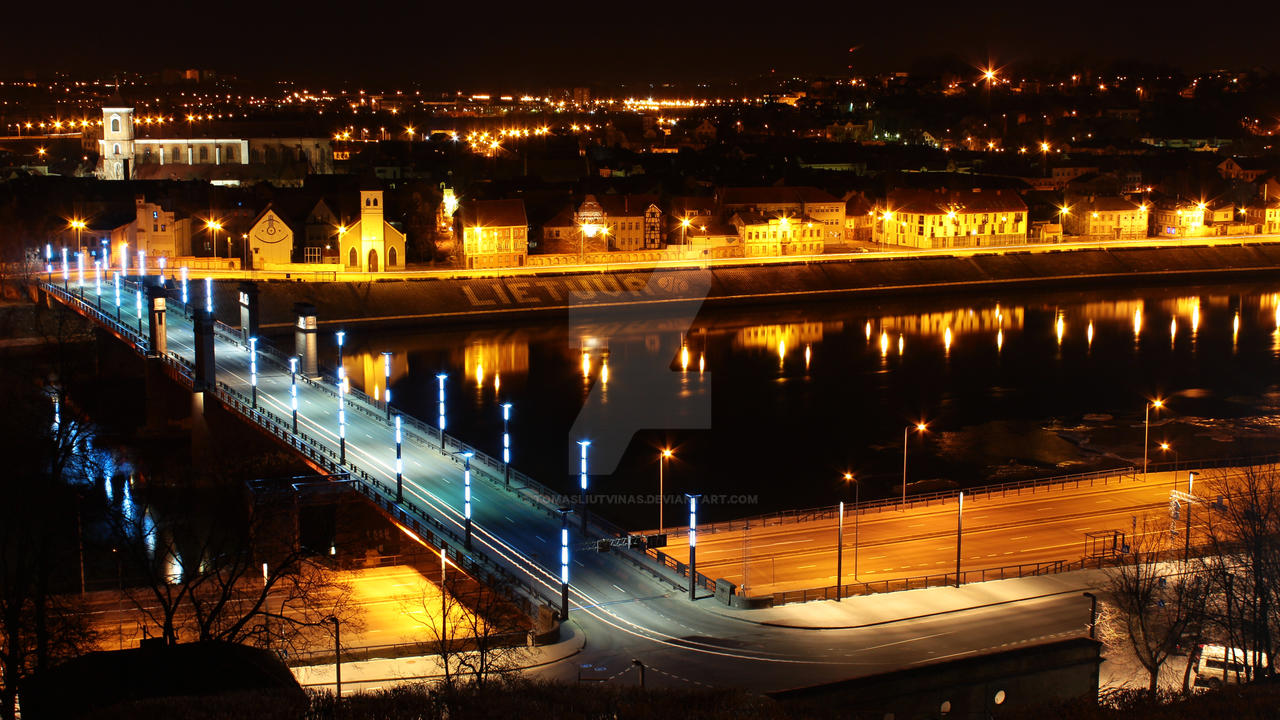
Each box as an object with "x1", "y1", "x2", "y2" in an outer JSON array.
[{"x1": 770, "y1": 559, "x2": 1069, "y2": 606}]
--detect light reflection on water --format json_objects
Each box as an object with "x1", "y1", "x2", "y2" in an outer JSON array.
[{"x1": 331, "y1": 282, "x2": 1280, "y2": 524}]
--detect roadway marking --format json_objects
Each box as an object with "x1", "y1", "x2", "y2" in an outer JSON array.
[{"x1": 612, "y1": 584, "x2": 626, "y2": 593}]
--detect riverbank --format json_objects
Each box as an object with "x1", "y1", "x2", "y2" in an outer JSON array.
[{"x1": 210, "y1": 242, "x2": 1280, "y2": 331}]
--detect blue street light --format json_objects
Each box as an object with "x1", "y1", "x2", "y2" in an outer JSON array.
[
  {"x1": 157, "y1": 257, "x2": 166, "y2": 286},
  {"x1": 335, "y1": 331, "x2": 346, "y2": 383},
  {"x1": 180, "y1": 266, "x2": 189, "y2": 309},
  {"x1": 501, "y1": 402, "x2": 513, "y2": 486},
  {"x1": 99, "y1": 239, "x2": 107, "y2": 266},
  {"x1": 289, "y1": 356, "x2": 299, "y2": 434},
  {"x1": 204, "y1": 277, "x2": 212, "y2": 314},
  {"x1": 687, "y1": 493, "x2": 702, "y2": 601},
  {"x1": 120, "y1": 244, "x2": 128, "y2": 276},
  {"x1": 45, "y1": 243, "x2": 52, "y2": 275},
  {"x1": 134, "y1": 288, "x2": 142, "y2": 335},
  {"x1": 137, "y1": 250, "x2": 145, "y2": 278},
  {"x1": 436, "y1": 373, "x2": 448, "y2": 448},
  {"x1": 113, "y1": 273, "x2": 121, "y2": 319},
  {"x1": 560, "y1": 508, "x2": 571, "y2": 619},
  {"x1": 578, "y1": 440, "x2": 591, "y2": 532},
  {"x1": 94, "y1": 261, "x2": 101, "y2": 299},
  {"x1": 61, "y1": 248, "x2": 69, "y2": 288},
  {"x1": 337, "y1": 377, "x2": 347, "y2": 464},
  {"x1": 249, "y1": 337, "x2": 258, "y2": 408},
  {"x1": 382, "y1": 351, "x2": 393, "y2": 420},
  {"x1": 461, "y1": 451, "x2": 475, "y2": 548},
  {"x1": 394, "y1": 414, "x2": 404, "y2": 502}
]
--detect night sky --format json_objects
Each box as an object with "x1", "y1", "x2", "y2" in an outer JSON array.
[{"x1": 6, "y1": 0, "x2": 1278, "y2": 87}]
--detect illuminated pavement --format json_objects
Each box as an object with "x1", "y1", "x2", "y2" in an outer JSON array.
[
  {"x1": 51, "y1": 276, "x2": 1108, "y2": 691},
  {"x1": 656, "y1": 468, "x2": 1221, "y2": 597}
]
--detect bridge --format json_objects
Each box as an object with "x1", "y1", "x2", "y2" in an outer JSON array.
[{"x1": 35, "y1": 269, "x2": 1104, "y2": 693}]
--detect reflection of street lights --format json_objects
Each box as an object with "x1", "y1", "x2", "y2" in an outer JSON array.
[
  {"x1": 659, "y1": 449, "x2": 673, "y2": 535},
  {"x1": 1144, "y1": 398, "x2": 1164, "y2": 478},
  {"x1": 903, "y1": 422, "x2": 928, "y2": 505}
]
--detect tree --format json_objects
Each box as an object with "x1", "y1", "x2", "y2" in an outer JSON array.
[
  {"x1": 110, "y1": 466, "x2": 362, "y2": 661},
  {"x1": 0, "y1": 362, "x2": 102, "y2": 720},
  {"x1": 1100, "y1": 514, "x2": 1204, "y2": 695},
  {"x1": 402, "y1": 552, "x2": 531, "y2": 690}
]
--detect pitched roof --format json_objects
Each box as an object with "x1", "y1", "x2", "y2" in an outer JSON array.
[
  {"x1": 461, "y1": 199, "x2": 527, "y2": 228},
  {"x1": 722, "y1": 186, "x2": 839, "y2": 205},
  {"x1": 884, "y1": 188, "x2": 1026, "y2": 215},
  {"x1": 1081, "y1": 196, "x2": 1143, "y2": 212},
  {"x1": 594, "y1": 193, "x2": 660, "y2": 217},
  {"x1": 730, "y1": 210, "x2": 823, "y2": 225}
]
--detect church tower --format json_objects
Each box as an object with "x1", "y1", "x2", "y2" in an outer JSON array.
[
  {"x1": 100, "y1": 103, "x2": 135, "y2": 180},
  {"x1": 359, "y1": 190, "x2": 385, "y2": 271}
]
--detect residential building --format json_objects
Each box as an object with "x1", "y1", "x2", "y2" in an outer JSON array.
[
  {"x1": 719, "y1": 186, "x2": 846, "y2": 245},
  {"x1": 843, "y1": 192, "x2": 875, "y2": 245},
  {"x1": 337, "y1": 190, "x2": 406, "y2": 272},
  {"x1": 1150, "y1": 200, "x2": 1207, "y2": 238},
  {"x1": 873, "y1": 189, "x2": 1028, "y2": 249},
  {"x1": 1061, "y1": 196, "x2": 1148, "y2": 240},
  {"x1": 1217, "y1": 157, "x2": 1274, "y2": 183},
  {"x1": 730, "y1": 211, "x2": 825, "y2": 257},
  {"x1": 1245, "y1": 199, "x2": 1280, "y2": 234},
  {"x1": 459, "y1": 199, "x2": 529, "y2": 269},
  {"x1": 245, "y1": 206, "x2": 296, "y2": 269},
  {"x1": 541, "y1": 194, "x2": 663, "y2": 253},
  {"x1": 103, "y1": 195, "x2": 193, "y2": 267}
]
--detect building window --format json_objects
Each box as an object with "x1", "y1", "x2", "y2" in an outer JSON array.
[
  {"x1": 110, "y1": 116, "x2": 120, "y2": 133},
  {"x1": 199, "y1": 146, "x2": 208, "y2": 162},
  {"x1": 113, "y1": 143, "x2": 120, "y2": 156}
]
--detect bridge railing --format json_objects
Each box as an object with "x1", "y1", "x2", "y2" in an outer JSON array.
[
  {"x1": 659, "y1": 465, "x2": 1142, "y2": 540},
  {"x1": 768, "y1": 559, "x2": 1069, "y2": 607}
]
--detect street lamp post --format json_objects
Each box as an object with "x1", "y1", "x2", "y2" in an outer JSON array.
[
  {"x1": 382, "y1": 351, "x2": 393, "y2": 421},
  {"x1": 837, "y1": 499, "x2": 844, "y2": 599},
  {"x1": 204, "y1": 277, "x2": 212, "y2": 314},
  {"x1": 335, "y1": 331, "x2": 346, "y2": 383},
  {"x1": 461, "y1": 451, "x2": 475, "y2": 548},
  {"x1": 578, "y1": 440, "x2": 591, "y2": 533},
  {"x1": 394, "y1": 415, "x2": 404, "y2": 503},
  {"x1": 687, "y1": 493, "x2": 701, "y2": 601},
  {"x1": 1144, "y1": 399, "x2": 1164, "y2": 478},
  {"x1": 842, "y1": 472, "x2": 860, "y2": 588},
  {"x1": 61, "y1": 247, "x2": 69, "y2": 288},
  {"x1": 559, "y1": 507, "x2": 571, "y2": 619},
  {"x1": 659, "y1": 449, "x2": 673, "y2": 535},
  {"x1": 289, "y1": 356, "x2": 299, "y2": 434},
  {"x1": 249, "y1": 336, "x2": 258, "y2": 408},
  {"x1": 76, "y1": 252, "x2": 84, "y2": 289},
  {"x1": 436, "y1": 373, "x2": 448, "y2": 449},
  {"x1": 501, "y1": 402, "x2": 512, "y2": 486},
  {"x1": 134, "y1": 287, "x2": 142, "y2": 335},
  {"x1": 44, "y1": 243, "x2": 52, "y2": 277},
  {"x1": 70, "y1": 219, "x2": 85, "y2": 255},
  {"x1": 205, "y1": 220, "x2": 222, "y2": 258},
  {"x1": 337, "y1": 377, "x2": 346, "y2": 465},
  {"x1": 180, "y1": 266, "x2": 189, "y2": 314},
  {"x1": 113, "y1": 273, "x2": 121, "y2": 321},
  {"x1": 137, "y1": 249, "x2": 145, "y2": 278},
  {"x1": 157, "y1": 256, "x2": 166, "y2": 286},
  {"x1": 903, "y1": 422, "x2": 927, "y2": 506},
  {"x1": 955, "y1": 491, "x2": 965, "y2": 588},
  {"x1": 94, "y1": 261, "x2": 101, "y2": 303}
]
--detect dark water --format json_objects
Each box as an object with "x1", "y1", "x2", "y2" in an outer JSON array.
[{"x1": 323, "y1": 280, "x2": 1280, "y2": 527}]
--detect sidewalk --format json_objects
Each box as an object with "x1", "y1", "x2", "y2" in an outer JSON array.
[
  {"x1": 707, "y1": 568, "x2": 1109, "y2": 630},
  {"x1": 292, "y1": 618, "x2": 586, "y2": 694}
]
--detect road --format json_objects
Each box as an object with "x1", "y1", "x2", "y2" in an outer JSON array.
[
  {"x1": 657, "y1": 468, "x2": 1223, "y2": 596},
  {"x1": 48, "y1": 276, "x2": 1103, "y2": 691}
]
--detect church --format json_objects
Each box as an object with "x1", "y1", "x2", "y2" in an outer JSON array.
[
  {"x1": 337, "y1": 190, "x2": 406, "y2": 272},
  {"x1": 96, "y1": 103, "x2": 334, "y2": 186}
]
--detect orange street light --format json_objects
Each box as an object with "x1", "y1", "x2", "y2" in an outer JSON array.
[
  {"x1": 903, "y1": 422, "x2": 929, "y2": 505},
  {"x1": 658, "y1": 448, "x2": 674, "y2": 534}
]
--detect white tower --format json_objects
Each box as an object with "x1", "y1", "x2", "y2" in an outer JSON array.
[{"x1": 100, "y1": 104, "x2": 135, "y2": 180}]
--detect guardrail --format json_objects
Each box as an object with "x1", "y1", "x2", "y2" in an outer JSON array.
[
  {"x1": 769, "y1": 559, "x2": 1069, "y2": 606},
  {"x1": 660, "y1": 465, "x2": 1142, "y2": 540}
]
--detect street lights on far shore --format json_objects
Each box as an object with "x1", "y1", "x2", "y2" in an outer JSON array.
[
  {"x1": 1159, "y1": 441, "x2": 1178, "y2": 472},
  {"x1": 205, "y1": 220, "x2": 223, "y2": 258},
  {"x1": 903, "y1": 422, "x2": 928, "y2": 506},
  {"x1": 1144, "y1": 398, "x2": 1164, "y2": 478},
  {"x1": 69, "y1": 218, "x2": 86, "y2": 253}
]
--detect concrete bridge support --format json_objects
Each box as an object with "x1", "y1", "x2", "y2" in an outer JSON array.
[
  {"x1": 294, "y1": 302, "x2": 319, "y2": 379},
  {"x1": 238, "y1": 282, "x2": 259, "y2": 342},
  {"x1": 193, "y1": 309, "x2": 216, "y2": 392}
]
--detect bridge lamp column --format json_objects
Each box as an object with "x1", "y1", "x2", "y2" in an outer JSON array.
[
  {"x1": 501, "y1": 402, "x2": 512, "y2": 486},
  {"x1": 335, "y1": 330, "x2": 346, "y2": 384},
  {"x1": 461, "y1": 451, "x2": 475, "y2": 548},
  {"x1": 338, "y1": 378, "x2": 347, "y2": 465},
  {"x1": 157, "y1": 257, "x2": 166, "y2": 286},
  {"x1": 436, "y1": 373, "x2": 447, "y2": 448},
  {"x1": 134, "y1": 287, "x2": 142, "y2": 335},
  {"x1": 559, "y1": 507, "x2": 571, "y2": 619},
  {"x1": 180, "y1": 266, "x2": 189, "y2": 314},
  {"x1": 578, "y1": 440, "x2": 591, "y2": 533},
  {"x1": 289, "y1": 357, "x2": 299, "y2": 434},
  {"x1": 687, "y1": 493, "x2": 702, "y2": 601},
  {"x1": 119, "y1": 242, "x2": 128, "y2": 276},
  {"x1": 76, "y1": 252, "x2": 84, "y2": 290},
  {"x1": 113, "y1": 273, "x2": 121, "y2": 321},
  {"x1": 137, "y1": 249, "x2": 145, "y2": 278},
  {"x1": 382, "y1": 351, "x2": 393, "y2": 420},
  {"x1": 94, "y1": 261, "x2": 101, "y2": 303},
  {"x1": 61, "y1": 247, "x2": 69, "y2": 288},
  {"x1": 954, "y1": 491, "x2": 965, "y2": 588},
  {"x1": 204, "y1": 277, "x2": 213, "y2": 314},
  {"x1": 45, "y1": 243, "x2": 52, "y2": 276},
  {"x1": 249, "y1": 336, "x2": 258, "y2": 409},
  {"x1": 1144, "y1": 399, "x2": 1164, "y2": 479},
  {"x1": 659, "y1": 449, "x2": 673, "y2": 534}
]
